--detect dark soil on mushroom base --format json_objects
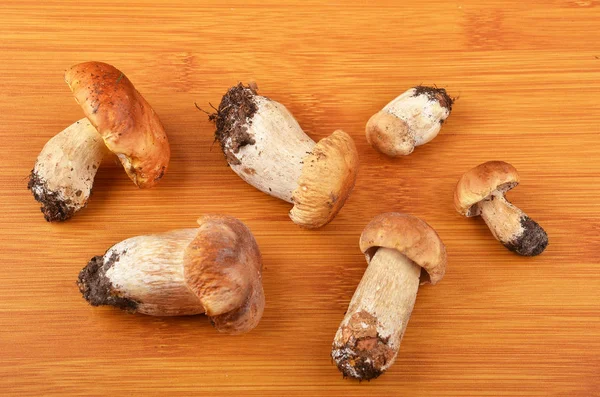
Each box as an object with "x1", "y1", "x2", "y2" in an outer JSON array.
[
  {"x1": 331, "y1": 310, "x2": 395, "y2": 381},
  {"x1": 27, "y1": 171, "x2": 75, "y2": 222},
  {"x1": 413, "y1": 85, "x2": 454, "y2": 112},
  {"x1": 332, "y1": 335, "x2": 390, "y2": 381},
  {"x1": 77, "y1": 252, "x2": 138, "y2": 311},
  {"x1": 504, "y1": 215, "x2": 549, "y2": 256},
  {"x1": 209, "y1": 83, "x2": 258, "y2": 166}
]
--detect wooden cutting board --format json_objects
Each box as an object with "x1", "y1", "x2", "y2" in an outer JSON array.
[{"x1": 1, "y1": 1, "x2": 598, "y2": 395}]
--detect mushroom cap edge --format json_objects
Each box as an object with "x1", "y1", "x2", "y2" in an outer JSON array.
[
  {"x1": 359, "y1": 212, "x2": 447, "y2": 285},
  {"x1": 289, "y1": 130, "x2": 359, "y2": 229},
  {"x1": 183, "y1": 215, "x2": 265, "y2": 334},
  {"x1": 454, "y1": 161, "x2": 520, "y2": 217}
]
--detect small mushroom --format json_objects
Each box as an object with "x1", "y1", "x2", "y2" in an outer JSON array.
[
  {"x1": 28, "y1": 61, "x2": 170, "y2": 221},
  {"x1": 332, "y1": 213, "x2": 447, "y2": 380},
  {"x1": 366, "y1": 86, "x2": 453, "y2": 157},
  {"x1": 77, "y1": 215, "x2": 264, "y2": 334},
  {"x1": 454, "y1": 161, "x2": 548, "y2": 256},
  {"x1": 209, "y1": 83, "x2": 359, "y2": 229}
]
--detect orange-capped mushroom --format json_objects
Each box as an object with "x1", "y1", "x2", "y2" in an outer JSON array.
[{"x1": 28, "y1": 61, "x2": 170, "y2": 221}]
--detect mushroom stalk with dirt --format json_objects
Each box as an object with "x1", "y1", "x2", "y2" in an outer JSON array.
[
  {"x1": 28, "y1": 61, "x2": 170, "y2": 221},
  {"x1": 77, "y1": 215, "x2": 265, "y2": 335},
  {"x1": 366, "y1": 86, "x2": 453, "y2": 157},
  {"x1": 454, "y1": 161, "x2": 548, "y2": 256},
  {"x1": 28, "y1": 119, "x2": 107, "y2": 221},
  {"x1": 208, "y1": 83, "x2": 359, "y2": 229},
  {"x1": 331, "y1": 213, "x2": 447, "y2": 380}
]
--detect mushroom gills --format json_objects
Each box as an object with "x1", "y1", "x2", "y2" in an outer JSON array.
[
  {"x1": 478, "y1": 192, "x2": 548, "y2": 256},
  {"x1": 28, "y1": 118, "x2": 107, "y2": 221},
  {"x1": 332, "y1": 247, "x2": 420, "y2": 380}
]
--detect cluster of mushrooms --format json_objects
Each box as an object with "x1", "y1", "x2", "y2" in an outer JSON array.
[{"x1": 29, "y1": 61, "x2": 548, "y2": 381}]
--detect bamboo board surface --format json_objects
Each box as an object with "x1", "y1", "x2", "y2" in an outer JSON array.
[{"x1": 0, "y1": 1, "x2": 599, "y2": 395}]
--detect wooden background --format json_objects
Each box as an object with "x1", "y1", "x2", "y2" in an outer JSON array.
[{"x1": 1, "y1": 1, "x2": 598, "y2": 395}]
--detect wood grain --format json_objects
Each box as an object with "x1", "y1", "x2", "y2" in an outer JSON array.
[{"x1": 1, "y1": 0, "x2": 599, "y2": 395}]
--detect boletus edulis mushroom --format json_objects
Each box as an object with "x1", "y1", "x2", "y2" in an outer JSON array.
[
  {"x1": 28, "y1": 61, "x2": 170, "y2": 222},
  {"x1": 209, "y1": 83, "x2": 359, "y2": 229},
  {"x1": 454, "y1": 161, "x2": 548, "y2": 256},
  {"x1": 366, "y1": 86, "x2": 453, "y2": 157},
  {"x1": 332, "y1": 213, "x2": 447, "y2": 380},
  {"x1": 77, "y1": 215, "x2": 264, "y2": 334}
]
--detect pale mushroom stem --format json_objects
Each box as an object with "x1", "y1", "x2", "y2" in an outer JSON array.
[
  {"x1": 227, "y1": 97, "x2": 316, "y2": 203},
  {"x1": 382, "y1": 88, "x2": 449, "y2": 146},
  {"x1": 478, "y1": 192, "x2": 548, "y2": 256},
  {"x1": 78, "y1": 229, "x2": 202, "y2": 316},
  {"x1": 478, "y1": 192, "x2": 525, "y2": 244},
  {"x1": 366, "y1": 86, "x2": 453, "y2": 157},
  {"x1": 332, "y1": 247, "x2": 421, "y2": 380},
  {"x1": 29, "y1": 118, "x2": 107, "y2": 221}
]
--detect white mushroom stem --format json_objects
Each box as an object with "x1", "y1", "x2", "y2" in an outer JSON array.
[
  {"x1": 382, "y1": 88, "x2": 450, "y2": 146},
  {"x1": 478, "y1": 192, "x2": 524, "y2": 244},
  {"x1": 79, "y1": 229, "x2": 203, "y2": 316},
  {"x1": 30, "y1": 118, "x2": 107, "y2": 220},
  {"x1": 332, "y1": 247, "x2": 421, "y2": 379},
  {"x1": 229, "y1": 97, "x2": 316, "y2": 203}
]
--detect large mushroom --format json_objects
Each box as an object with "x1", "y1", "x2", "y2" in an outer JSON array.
[
  {"x1": 454, "y1": 161, "x2": 548, "y2": 256},
  {"x1": 332, "y1": 213, "x2": 447, "y2": 380},
  {"x1": 209, "y1": 83, "x2": 359, "y2": 229},
  {"x1": 77, "y1": 215, "x2": 264, "y2": 335},
  {"x1": 366, "y1": 86, "x2": 453, "y2": 157},
  {"x1": 28, "y1": 61, "x2": 170, "y2": 221}
]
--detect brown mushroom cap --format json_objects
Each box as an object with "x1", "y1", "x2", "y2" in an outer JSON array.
[
  {"x1": 365, "y1": 111, "x2": 414, "y2": 157},
  {"x1": 64, "y1": 61, "x2": 170, "y2": 188},
  {"x1": 359, "y1": 213, "x2": 447, "y2": 285},
  {"x1": 183, "y1": 215, "x2": 264, "y2": 334},
  {"x1": 289, "y1": 130, "x2": 359, "y2": 229},
  {"x1": 454, "y1": 161, "x2": 520, "y2": 217}
]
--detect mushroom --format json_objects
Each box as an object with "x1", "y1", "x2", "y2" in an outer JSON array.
[
  {"x1": 366, "y1": 86, "x2": 453, "y2": 157},
  {"x1": 454, "y1": 161, "x2": 548, "y2": 256},
  {"x1": 28, "y1": 61, "x2": 170, "y2": 221},
  {"x1": 332, "y1": 213, "x2": 447, "y2": 381},
  {"x1": 209, "y1": 83, "x2": 359, "y2": 229},
  {"x1": 77, "y1": 215, "x2": 264, "y2": 334}
]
